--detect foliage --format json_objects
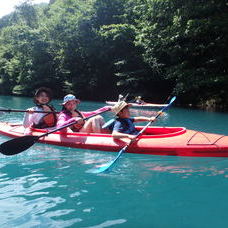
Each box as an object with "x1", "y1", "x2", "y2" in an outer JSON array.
[{"x1": 0, "y1": 0, "x2": 227, "y2": 109}]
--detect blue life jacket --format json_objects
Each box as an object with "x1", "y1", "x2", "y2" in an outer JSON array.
[{"x1": 111, "y1": 118, "x2": 139, "y2": 135}]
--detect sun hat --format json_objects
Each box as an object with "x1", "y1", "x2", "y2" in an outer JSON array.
[
  {"x1": 61, "y1": 94, "x2": 80, "y2": 105},
  {"x1": 112, "y1": 101, "x2": 131, "y2": 115}
]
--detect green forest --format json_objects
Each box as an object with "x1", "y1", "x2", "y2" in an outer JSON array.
[{"x1": 0, "y1": 0, "x2": 227, "y2": 110}]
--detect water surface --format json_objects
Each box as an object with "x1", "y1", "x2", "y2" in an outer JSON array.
[{"x1": 0, "y1": 96, "x2": 228, "y2": 228}]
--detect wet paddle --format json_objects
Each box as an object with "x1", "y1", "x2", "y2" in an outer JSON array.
[
  {"x1": 0, "y1": 107, "x2": 59, "y2": 114},
  {"x1": 93, "y1": 96, "x2": 176, "y2": 173},
  {"x1": 0, "y1": 108, "x2": 111, "y2": 156}
]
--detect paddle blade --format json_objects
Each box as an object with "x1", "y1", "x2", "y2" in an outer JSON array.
[
  {"x1": 92, "y1": 147, "x2": 127, "y2": 174},
  {"x1": 0, "y1": 135, "x2": 39, "y2": 156},
  {"x1": 169, "y1": 96, "x2": 176, "y2": 104},
  {"x1": 92, "y1": 161, "x2": 113, "y2": 174}
]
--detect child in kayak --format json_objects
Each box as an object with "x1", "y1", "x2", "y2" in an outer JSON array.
[
  {"x1": 57, "y1": 94, "x2": 111, "y2": 133},
  {"x1": 111, "y1": 101, "x2": 156, "y2": 139},
  {"x1": 23, "y1": 87, "x2": 57, "y2": 135},
  {"x1": 118, "y1": 93, "x2": 129, "y2": 102},
  {"x1": 118, "y1": 94, "x2": 124, "y2": 102}
]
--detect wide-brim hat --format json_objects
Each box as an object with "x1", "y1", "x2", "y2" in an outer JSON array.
[
  {"x1": 112, "y1": 101, "x2": 132, "y2": 115},
  {"x1": 61, "y1": 94, "x2": 80, "y2": 105}
]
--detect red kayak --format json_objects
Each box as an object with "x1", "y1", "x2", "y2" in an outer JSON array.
[{"x1": 0, "y1": 122, "x2": 228, "y2": 157}]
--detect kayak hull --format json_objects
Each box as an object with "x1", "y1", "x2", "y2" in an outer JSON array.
[
  {"x1": 106, "y1": 101, "x2": 166, "y2": 109},
  {"x1": 0, "y1": 122, "x2": 228, "y2": 157}
]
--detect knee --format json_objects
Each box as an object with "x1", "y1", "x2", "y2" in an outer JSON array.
[
  {"x1": 93, "y1": 115, "x2": 103, "y2": 121},
  {"x1": 87, "y1": 115, "x2": 103, "y2": 124}
]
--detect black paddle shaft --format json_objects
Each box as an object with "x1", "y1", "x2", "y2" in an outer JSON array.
[
  {"x1": 0, "y1": 108, "x2": 111, "y2": 156},
  {"x1": 0, "y1": 107, "x2": 59, "y2": 114}
]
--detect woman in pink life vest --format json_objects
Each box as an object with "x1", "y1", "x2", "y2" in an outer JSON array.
[{"x1": 57, "y1": 94, "x2": 111, "y2": 133}]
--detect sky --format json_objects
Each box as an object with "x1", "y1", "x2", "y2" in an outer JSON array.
[{"x1": 0, "y1": 0, "x2": 50, "y2": 18}]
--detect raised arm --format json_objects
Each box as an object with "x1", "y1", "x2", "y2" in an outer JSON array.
[{"x1": 81, "y1": 106, "x2": 111, "y2": 118}]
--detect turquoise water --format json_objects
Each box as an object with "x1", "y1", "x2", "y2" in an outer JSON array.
[{"x1": 0, "y1": 95, "x2": 228, "y2": 228}]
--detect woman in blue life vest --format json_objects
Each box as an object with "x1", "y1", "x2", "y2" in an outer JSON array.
[
  {"x1": 23, "y1": 87, "x2": 57, "y2": 135},
  {"x1": 111, "y1": 101, "x2": 156, "y2": 140}
]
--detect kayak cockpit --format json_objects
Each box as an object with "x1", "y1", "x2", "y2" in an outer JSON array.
[
  {"x1": 32, "y1": 126, "x2": 186, "y2": 138},
  {"x1": 136, "y1": 126, "x2": 186, "y2": 138}
]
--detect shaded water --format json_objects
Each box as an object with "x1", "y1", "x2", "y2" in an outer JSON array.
[{"x1": 0, "y1": 95, "x2": 228, "y2": 228}]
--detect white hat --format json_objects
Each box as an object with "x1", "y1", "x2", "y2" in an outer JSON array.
[
  {"x1": 61, "y1": 94, "x2": 80, "y2": 105},
  {"x1": 112, "y1": 101, "x2": 131, "y2": 115}
]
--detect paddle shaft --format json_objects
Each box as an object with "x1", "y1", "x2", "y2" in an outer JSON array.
[
  {"x1": 127, "y1": 96, "x2": 176, "y2": 147},
  {"x1": 36, "y1": 108, "x2": 111, "y2": 139},
  {"x1": 0, "y1": 108, "x2": 59, "y2": 114},
  {"x1": 123, "y1": 93, "x2": 129, "y2": 101}
]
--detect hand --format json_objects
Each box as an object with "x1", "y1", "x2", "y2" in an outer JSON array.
[
  {"x1": 157, "y1": 111, "x2": 164, "y2": 116},
  {"x1": 72, "y1": 117, "x2": 85, "y2": 130},
  {"x1": 149, "y1": 117, "x2": 156, "y2": 122},
  {"x1": 42, "y1": 105, "x2": 52, "y2": 112},
  {"x1": 24, "y1": 127, "x2": 33, "y2": 135},
  {"x1": 104, "y1": 106, "x2": 112, "y2": 111},
  {"x1": 74, "y1": 117, "x2": 84, "y2": 125},
  {"x1": 27, "y1": 108, "x2": 35, "y2": 114},
  {"x1": 128, "y1": 134, "x2": 137, "y2": 140}
]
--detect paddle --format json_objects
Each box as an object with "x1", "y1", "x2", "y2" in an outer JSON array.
[
  {"x1": 123, "y1": 93, "x2": 129, "y2": 101},
  {"x1": 0, "y1": 107, "x2": 59, "y2": 114},
  {"x1": 93, "y1": 96, "x2": 176, "y2": 173},
  {"x1": 0, "y1": 108, "x2": 111, "y2": 156},
  {"x1": 102, "y1": 118, "x2": 115, "y2": 130}
]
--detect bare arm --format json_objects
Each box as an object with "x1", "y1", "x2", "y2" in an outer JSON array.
[
  {"x1": 23, "y1": 108, "x2": 35, "y2": 128},
  {"x1": 133, "y1": 116, "x2": 156, "y2": 122},
  {"x1": 82, "y1": 106, "x2": 111, "y2": 118},
  {"x1": 112, "y1": 131, "x2": 136, "y2": 140}
]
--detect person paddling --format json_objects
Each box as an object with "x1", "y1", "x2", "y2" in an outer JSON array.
[
  {"x1": 23, "y1": 87, "x2": 57, "y2": 135},
  {"x1": 57, "y1": 94, "x2": 111, "y2": 133},
  {"x1": 111, "y1": 101, "x2": 156, "y2": 140},
  {"x1": 134, "y1": 96, "x2": 145, "y2": 104},
  {"x1": 118, "y1": 94, "x2": 124, "y2": 102},
  {"x1": 118, "y1": 93, "x2": 129, "y2": 102}
]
